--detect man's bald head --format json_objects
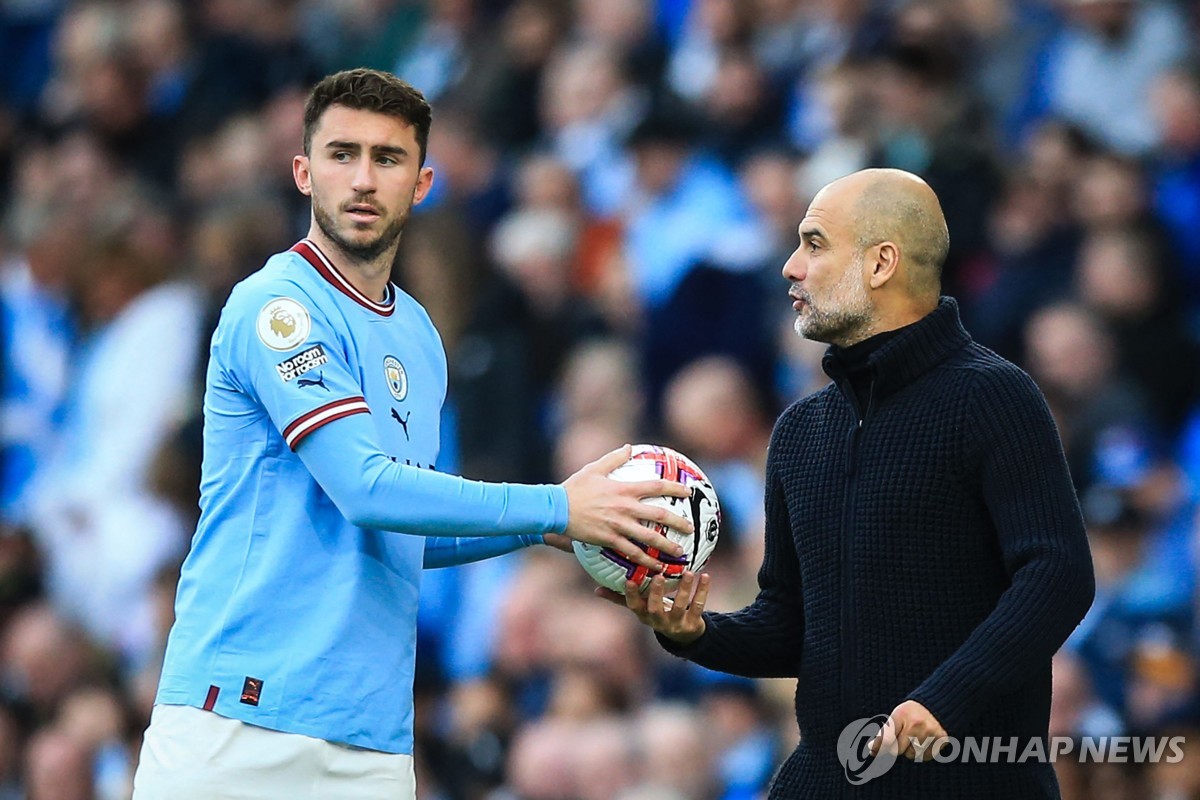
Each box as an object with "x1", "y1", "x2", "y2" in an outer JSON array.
[{"x1": 824, "y1": 168, "x2": 949, "y2": 296}]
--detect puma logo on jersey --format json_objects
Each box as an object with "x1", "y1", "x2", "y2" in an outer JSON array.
[
  {"x1": 297, "y1": 372, "x2": 328, "y2": 390},
  {"x1": 390, "y1": 408, "x2": 411, "y2": 440}
]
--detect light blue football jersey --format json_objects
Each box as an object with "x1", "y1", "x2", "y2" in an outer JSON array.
[{"x1": 156, "y1": 239, "x2": 567, "y2": 753}]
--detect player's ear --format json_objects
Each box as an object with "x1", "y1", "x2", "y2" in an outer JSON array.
[
  {"x1": 868, "y1": 241, "x2": 900, "y2": 289},
  {"x1": 412, "y1": 166, "x2": 434, "y2": 206},
  {"x1": 294, "y1": 155, "x2": 312, "y2": 197}
]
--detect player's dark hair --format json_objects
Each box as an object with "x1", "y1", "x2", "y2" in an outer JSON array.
[{"x1": 303, "y1": 68, "x2": 432, "y2": 165}]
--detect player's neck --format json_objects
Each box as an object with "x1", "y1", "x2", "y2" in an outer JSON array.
[{"x1": 307, "y1": 227, "x2": 396, "y2": 303}]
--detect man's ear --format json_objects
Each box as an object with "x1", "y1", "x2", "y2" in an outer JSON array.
[
  {"x1": 294, "y1": 155, "x2": 312, "y2": 197},
  {"x1": 412, "y1": 166, "x2": 435, "y2": 206},
  {"x1": 868, "y1": 241, "x2": 900, "y2": 289}
]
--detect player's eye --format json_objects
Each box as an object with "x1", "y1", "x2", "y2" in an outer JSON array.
[
  {"x1": 808, "y1": 241, "x2": 820, "y2": 253},
  {"x1": 376, "y1": 156, "x2": 397, "y2": 166},
  {"x1": 333, "y1": 151, "x2": 352, "y2": 162}
]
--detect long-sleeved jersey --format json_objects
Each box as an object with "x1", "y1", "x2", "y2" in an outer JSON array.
[{"x1": 156, "y1": 239, "x2": 567, "y2": 753}]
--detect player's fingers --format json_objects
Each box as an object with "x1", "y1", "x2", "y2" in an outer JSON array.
[
  {"x1": 622, "y1": 580, "x2": 648, "y2": 613},
  {"x1": 645, "y1": 575, "x2": 667, "y2": 616},
  {"x1": 687, "y1": 573, "x2": 711, "y2": 620},
  {"x1": 601, "y1": 531, "x2": 665, "y2": 570},
  {"x1": 636, "y1": 503, "x2": 693, "y2": 536},
  {"x1": 594, "y1": 586, "x2": 627, "y2": 607},
  {"x1": 931, "y1": 736, "x2": 952, "y2": 761},
  {"x1": 626, "y1": 478, "x2": 691, "y2": 500},
  {"x1": 586, "y1": 444, "x2": 632, "y2": 475},
  {"x1": 877, "y1": 716, "x2": 899, "y2": 757},
  {"x1": 619, "y1": 517, "x2": 684, "y2": 558},
  {"x1": 669, "y1": 572, "x2": 696, "y2": 619}
]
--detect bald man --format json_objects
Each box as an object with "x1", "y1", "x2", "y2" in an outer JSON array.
[{"x1": 609, "y1": 170, "x2": 1095, "y2": 798}]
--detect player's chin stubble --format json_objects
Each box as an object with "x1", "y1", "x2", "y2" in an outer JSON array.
[{"x1": 312, "y1": 193, "x2": 410, "y2": 263}]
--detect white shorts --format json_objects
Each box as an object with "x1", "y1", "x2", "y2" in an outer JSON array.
[{"x1": 132, "y1": 704, "x2": 416, "y2": 800}]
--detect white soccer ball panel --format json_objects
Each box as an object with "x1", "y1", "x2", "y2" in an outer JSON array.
[{"x1": 573, "y1": 445, "x2": 720, "y2": 593}]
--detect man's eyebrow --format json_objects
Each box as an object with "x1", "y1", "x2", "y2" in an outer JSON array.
[
  {"x1": 323, "y1": 141, "x2": 409, "y2": 157},
  {"x1": 799, "y1": 226, "x2": 827, "y2": 242}
]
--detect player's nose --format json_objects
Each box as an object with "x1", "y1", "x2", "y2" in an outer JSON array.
[
  {"x1": 782, "y1": 247, "x2": 806, "y2": 282},
  {"x1": 351, "y1": 160, "x2": 376, "y2": 193}
]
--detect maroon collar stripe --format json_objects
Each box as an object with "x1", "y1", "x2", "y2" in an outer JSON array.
[{"x1": 290, "y1": 239, "x2": 396, "y2": 317}]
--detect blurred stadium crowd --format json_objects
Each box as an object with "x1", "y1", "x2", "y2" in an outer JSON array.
[{"x1": 3, "y1": 0, "x2": 1200, "y2": 798}]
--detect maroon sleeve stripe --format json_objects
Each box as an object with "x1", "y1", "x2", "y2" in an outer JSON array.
[{"x1": 283, "y1": 397, "x2": 370, "y2": 449}]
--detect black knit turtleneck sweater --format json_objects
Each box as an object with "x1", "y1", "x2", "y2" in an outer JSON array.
[{"x1": 660, "y1": 298, "x2": 1095, "y2": 799}]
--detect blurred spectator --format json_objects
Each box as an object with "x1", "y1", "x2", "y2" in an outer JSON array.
[
  {"x1": 23, "y1": 727, "x2": 92, "y2": 800},
  {"x1": 665, "y1": 0, "x2": 754, "y2": 103},
  {"x1": 1075, "y1": 226, "x2": 1199, "y2": 430},
  {"x1": 299, "y1": 0, "x2": 425, "y2": 73},
  {"x1": 796, "y1": 61, "x2": 872, "y2": 199},
  {"x1": 868, "y1": 38, "x2": 1001, "y2": 298},
  {"x1": 464, "y1": 0, "x2": 568, "y2": 151},
  {"x1": 574, "y1": 0, "x2": 665, "y2": 91},
  {"x1": 701, "y1": 681, "x2": 780, "y2": 800},
  {"x1": 397, "y1": 211, "x2": 540, "y2": 482},
  {"x1": 540, "y1": 40, "x2": 643, "y2": 216},
  {"x1": 950, "y1": 0, "x2": 1061, "y2": 149},
  {"x1": 26, "y1": 237, "x2": 199, "y2": 662},
  {"x1": 1070, "y1": 485, "x2": 1194, "y2": 732},
  {"x1": 699, "y1": 47, "x2": 787, "y2": 167},
  {"x1": 785, "y1": 0, "x2": 891, "y2": 151},
  {"x1": 0, "y1": 216, "x2": 76, "y2": 525},
  {"x1": 966, "y1": 166, "x2": 1079, "y2": 360},
  {"x1": 1024, "y1": 302, "x2": 1154, "y2": 494},
  {"x1": 633, "y1": 702, "x2": 714, "y2": 798},
  {"x1": 1036, "y1": 0, "x2": 1190, "y2": 155},
  {"x1": 1149, "y1": 62, "x2": 1200, "y2": 311},
  {"x1": 490, "y1": 206, "x2": 608, "y2": 412},
  {"x1": 392, "y1": 0, "x2": 476, "y2": 102},
  {"x1": 424, "y1": 107, "x2": 512, "y2": 234},
  {"x1": 1, "y1": 603, "x2": 96, "y2": 720}
]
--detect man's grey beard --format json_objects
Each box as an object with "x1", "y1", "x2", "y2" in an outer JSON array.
[
  {"x1": 794, "y1": 303, "x2": 875, "y2": 346},
  {"x1": 312, "y1": 194, "x2": 410, "y2": 263},
  {"x1": 792, "y1": 253, "x2": 876, "y2": 346}
]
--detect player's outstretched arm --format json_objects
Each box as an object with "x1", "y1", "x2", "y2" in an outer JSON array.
[
  {"x1": 560, "y1": 446, "x2": 692, "y2": 570},
  {"x1": 299, "y1": 424, "x2": 689, "y2": 571}
]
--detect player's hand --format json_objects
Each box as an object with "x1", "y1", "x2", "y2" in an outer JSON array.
[
  {"x1": 596, "y1": 571, "x2": 709, "y2": 645},
  {"x1": 869, "y1": 700, "x2": 948, "y2": 762},
  {"x1": 561, "y1": 445, "x2": 692, "y2": 571}
]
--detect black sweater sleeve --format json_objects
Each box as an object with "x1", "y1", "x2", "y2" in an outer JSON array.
[
  {"x1": 658, "y1": 422, "x2": 805, "y2": 678},
  {"x1": 906, "y1": 363, "x2": 1095, "y2": 735}
]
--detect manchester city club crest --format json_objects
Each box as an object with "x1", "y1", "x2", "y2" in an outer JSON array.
[{"x1": 383, "y1": 355, "x2": 407, "y2": 401}]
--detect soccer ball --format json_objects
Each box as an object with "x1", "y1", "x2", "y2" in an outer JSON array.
[{"x1": 574, "y1": 444, "x2": 721, "y2": 593}]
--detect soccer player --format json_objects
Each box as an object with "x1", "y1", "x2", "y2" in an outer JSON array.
[{"x1": 131, "y1": 68, "x2": 692, "y2": 800}]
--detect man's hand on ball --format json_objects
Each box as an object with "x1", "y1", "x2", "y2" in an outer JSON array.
[
  {"x1": 869, "y1": 700, "x2": 948, "y2": 762},
  {"x1": 596, "y1": 571, "x2": 709, "y2": 645},
  {"x1": 561, "y1": 445, "x2": 692, "y2": 570}
]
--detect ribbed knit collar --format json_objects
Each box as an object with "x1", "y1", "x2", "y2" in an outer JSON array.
[{"x1": 822, "y1": 296, "x2": 972, "y2": 401}]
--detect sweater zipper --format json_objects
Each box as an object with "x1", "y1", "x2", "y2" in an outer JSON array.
[{"x1": 840, "y1": 379, "x2": 874, "y2": 780}]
